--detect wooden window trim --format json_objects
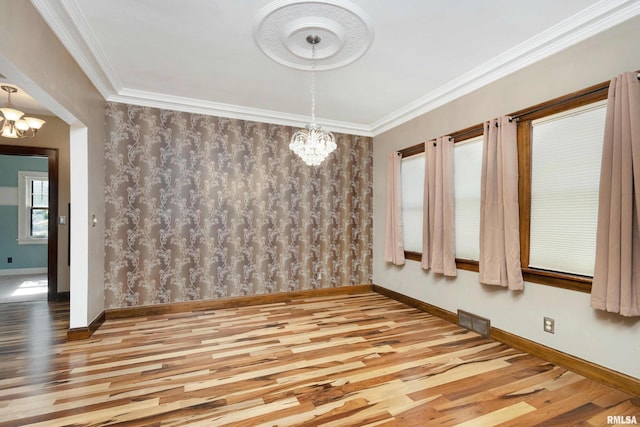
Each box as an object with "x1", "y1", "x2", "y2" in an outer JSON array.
[
  {"x1": 404, "y1": 251, "x2": 421, "y2": 262},
  {"x1": 398, "y1": 124, "x2": 484, "y2": 158},
  {"x1": 398, "y1": 74, "x2": 630, "y2": 294}
]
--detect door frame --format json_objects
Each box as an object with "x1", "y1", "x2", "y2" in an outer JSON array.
[{"x1": 0, "y1": 144, "x2": 59, "y2": 301}]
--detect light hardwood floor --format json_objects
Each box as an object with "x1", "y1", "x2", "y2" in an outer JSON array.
[
  {"x1": 0, "y1": 293, "x2": 638, "y2": 426},
  {"x1": 0, "y1": 274, "x2": 47, "y2": 303}
]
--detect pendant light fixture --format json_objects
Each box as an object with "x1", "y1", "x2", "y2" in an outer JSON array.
[
  {"x1": 0, "y1": 86, "x2": 46, "y2": 139},
  {"x1": 289, "y1": 35, "x2": 336, "y2": 166}
]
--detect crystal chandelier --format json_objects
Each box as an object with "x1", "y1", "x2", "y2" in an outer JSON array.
[
  {"x1": 289, "y1": 35, "x2": 336, "y2": 166},
  {"x1": 0, "y1": 86, "x2": 46, "y2": 139}
]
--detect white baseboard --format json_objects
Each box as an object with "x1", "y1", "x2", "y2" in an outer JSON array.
[{"x1": 0, "y1": 267, "x2": 47, "y2": 277}]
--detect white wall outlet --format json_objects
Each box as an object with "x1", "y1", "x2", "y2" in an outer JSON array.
[{"x1": 544, "y1": 317, "x2": 555, "y2": 334}]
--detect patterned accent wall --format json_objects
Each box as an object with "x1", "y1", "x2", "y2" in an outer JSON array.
[{"x1": 104, "y1": 103, "x2": 372, "y2": 308}]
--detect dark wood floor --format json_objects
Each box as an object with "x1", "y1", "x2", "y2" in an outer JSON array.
[{"x1": 0, "y1": 293, "x2": 638, "y2": 426}]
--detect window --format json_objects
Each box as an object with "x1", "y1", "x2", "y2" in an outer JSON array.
[
  {"x1": 528, "y1": 102, "x2": 606, "y2": 276},
  {"x1": 401, "y1": 153, "x2": 424, "y2": 253},
  {"x1": 18, "y1": 171, "x2": 49, "y2": 244},
  {"x1": 454, "y1": 137, "x2": 482, "y2": 261},
  {"x1": 399, "y1": 136, "x2": 483, "y2": 262},
  {"x1": 396, "y1": 76, "x2": 614, "y2": 291}
]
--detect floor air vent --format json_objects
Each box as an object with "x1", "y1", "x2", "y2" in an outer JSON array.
[{"x1": 457, "y1": 310, "x2": 491, "y2": 338}]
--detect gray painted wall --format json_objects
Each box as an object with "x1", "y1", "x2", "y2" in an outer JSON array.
[
  {"x1": 0, "y1": 1, "x2": 106, "y2": 328},
  {"x1": 373, "y1": 15, "x2": 640, "y2": 379}
]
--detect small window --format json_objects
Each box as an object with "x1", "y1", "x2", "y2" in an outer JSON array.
[
  {"x1": 529, "y1": 101, "x2": 606, "y2": 276},
  {"x1": 454, "y1": 137, "x2": 482, "y2": 261},
  {"x1": 401, "y1": 153, "x2": 425, "y2": 253},
  {"x1": 18, "y1": 171, "x2": 48, "y2": 244}
]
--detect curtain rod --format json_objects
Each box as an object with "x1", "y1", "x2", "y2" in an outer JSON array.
[
  {"x1": 511, "y1": 70, "x2": 640, "y2": 121},
  {"x1": 399, "y1": 70, "x2": 640, "y2": 158},
  {"x1": 509, "y1": 84, "x2": 608, "y2": 122}
]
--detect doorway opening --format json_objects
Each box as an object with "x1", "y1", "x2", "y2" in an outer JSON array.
[{"x1": 0, "y1": 145, "x2": 58, "y2": 302}]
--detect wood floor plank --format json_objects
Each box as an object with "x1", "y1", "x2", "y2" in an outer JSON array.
[
  {"x1": 0, "y1": 293, "x2": 638, "y2": 426},
  {"x1": 457, "y1": 401, "x2": 537, "y2": 426}
]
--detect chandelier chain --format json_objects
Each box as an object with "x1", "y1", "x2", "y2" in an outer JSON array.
[
  {"x1": 310, "y1": 42, "x2": 317, "y2": 124},
  {"x1": 5, "y1": 87, "x2": 14, "y2": 107},
  {"x1": 288, "y1": 34, "x2": 336, "y2": 166}
]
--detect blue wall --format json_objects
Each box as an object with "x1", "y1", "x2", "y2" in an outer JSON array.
[{"x1": 0, "y1": 154, "x2": 48, "y2": 271}]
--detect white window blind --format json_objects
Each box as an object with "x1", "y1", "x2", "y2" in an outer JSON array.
[
  {"x1": 454, "y1": 137, "x2": 482, "y2": 261},
  {"x1": 529, "y1": 102, "x2": 606, "y2": 276},
  {"x1": 401, "y1": 153, "x2": 424, "y2": 253}
]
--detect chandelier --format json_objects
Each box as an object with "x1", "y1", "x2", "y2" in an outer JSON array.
[
  {"x1": 289, "y1": 35, "x2": 336, "y2": 166},
  {"x1": 0, "y1": 86, "x2": 46, "y2": 139}
]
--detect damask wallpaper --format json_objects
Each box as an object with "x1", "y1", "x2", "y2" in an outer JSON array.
[{"x1": 104, "y1": 103, "x2": 373, "y2": 308}]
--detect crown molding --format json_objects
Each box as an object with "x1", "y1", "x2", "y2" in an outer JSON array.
[
  {"x1": 370, "y1": 0, "x2": 640, "y2": 136},
  {"x1": 32, "y1": 0, "x2": 372, "y2": 136},
  {"x1": 110, "y1": 89, "x2": 374, "y2": 137},
  {"x1": 31, "y1": 0, "x2": 121, "y2": 98},
  {"x1": 32, "y1": 0, "x2": 640, "y2": 138}
]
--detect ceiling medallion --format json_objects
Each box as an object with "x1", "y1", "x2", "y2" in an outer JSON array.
[{"x1": 253, "y1": 0, "x2": 375, "y2": 71}]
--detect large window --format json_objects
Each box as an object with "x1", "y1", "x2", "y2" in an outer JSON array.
[
  {"x1": 400, "y1": 136, "x2": 484, "y2": 262},
  {"x1": 397, "y1": 76, "x2": 613, "y2": 292},
  {"x1": 18, "y1": 171, "x2": 49, "y2": 244},
  {"x1": 454, "y1": 136, "x2": 482, "y2": 261},
  {"x1": 401, "y1": 153, "x2": 424, "y2": 253},
  {"x1": 528, "y1": 102, "x2": 606, "y2": 276}
]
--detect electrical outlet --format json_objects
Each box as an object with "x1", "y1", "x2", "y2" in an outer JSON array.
[
  {"x1": 544, "y1": 317, "x2": 555, "y2": 334},
  {"x1": 7, "y1": 257, "x2": 12, "y2": 264}
]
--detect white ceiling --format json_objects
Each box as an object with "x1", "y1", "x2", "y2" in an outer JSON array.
[{"x1": 29, "y1": 0, "x2": 640, "y2": 136}]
